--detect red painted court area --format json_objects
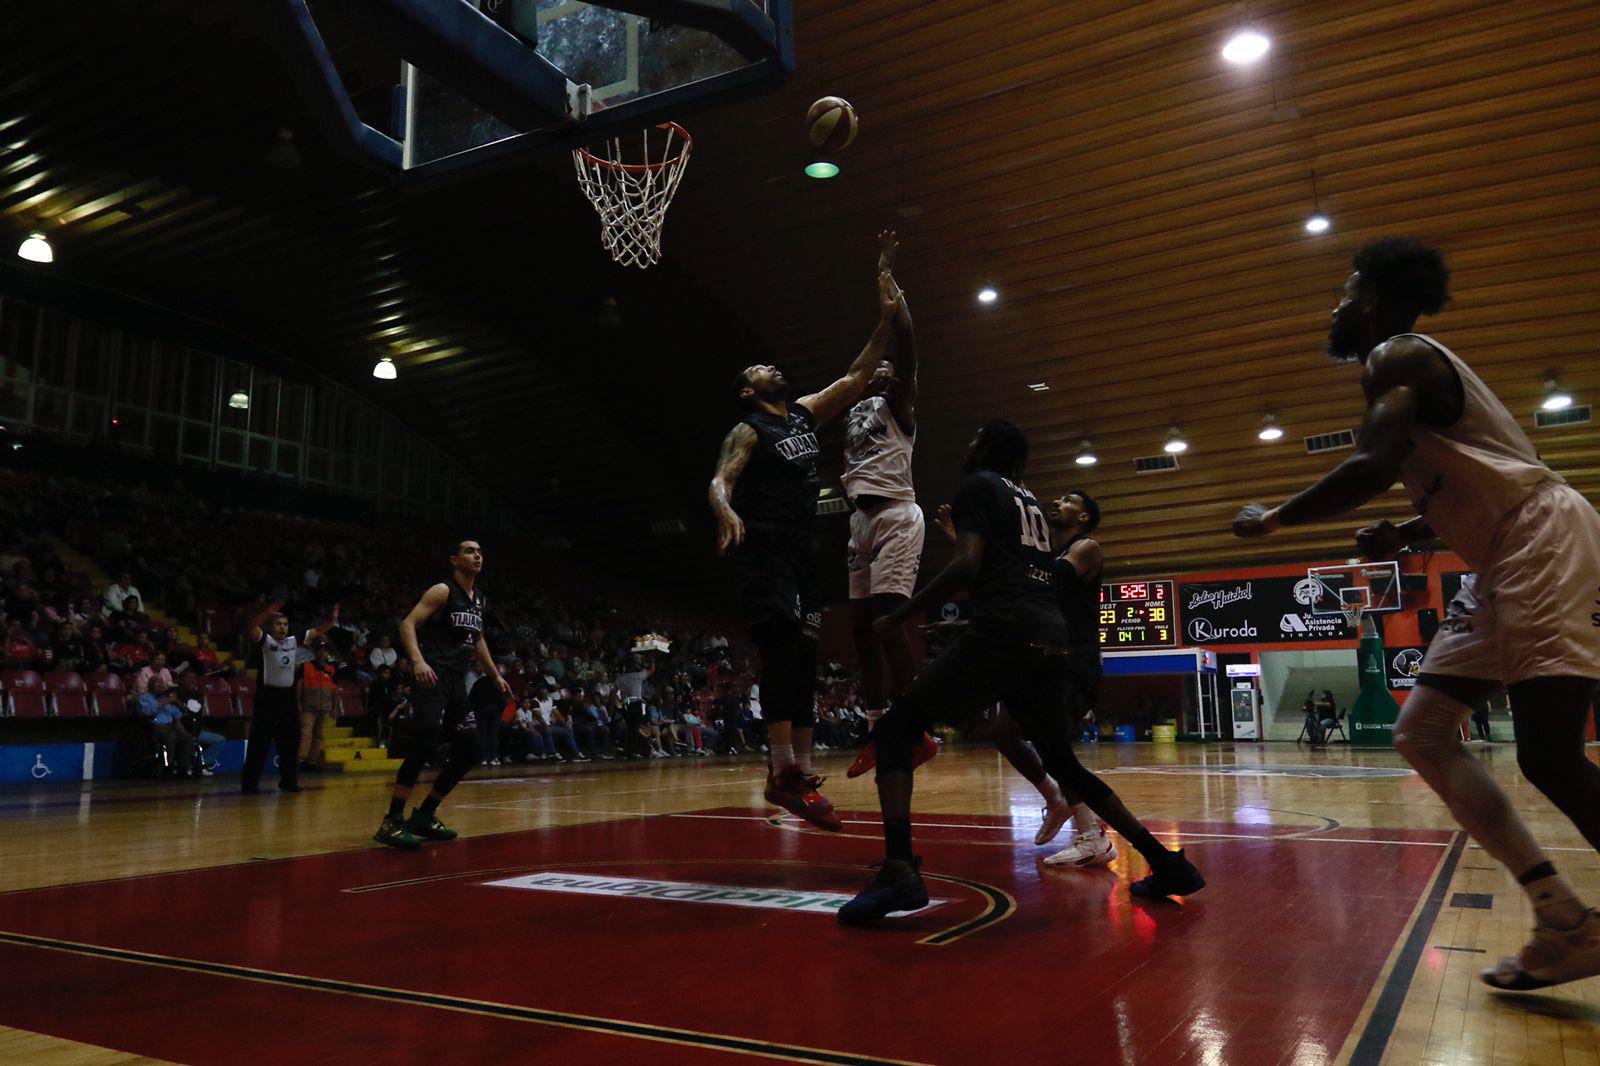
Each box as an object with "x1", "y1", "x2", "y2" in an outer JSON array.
[{"x1": 0, "y1": 810, "x2": 1453, "y2": 1065}]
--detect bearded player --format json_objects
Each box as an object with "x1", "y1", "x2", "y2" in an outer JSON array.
[
  {"x1": 709, "y1": 235, "x2": 904, "y2": 830},
  {"x1": 1233, "y1": 237, "x2": 1600, "y2": 990}
]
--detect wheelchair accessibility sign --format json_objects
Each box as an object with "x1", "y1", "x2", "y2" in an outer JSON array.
[{"x1": 0, "y1": 743, "x2": 85, "y2": 784}]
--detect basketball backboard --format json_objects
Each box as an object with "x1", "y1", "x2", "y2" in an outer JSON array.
[
  {"x1": 400, "y1": 0, "x2": 794, "y2": 177},
  {"x1": 1301, "y1": 561, "x2": 1404, "y2": 616},
  {"x1": 269, "y1": 0, "x2": 792, "y2": 184}
]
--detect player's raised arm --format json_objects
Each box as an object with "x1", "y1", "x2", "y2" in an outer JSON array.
[
  {"x1": 1233, "y1": 336, "x2": 1432, "y2": 537},
  {"x1": 708, "y1": 422, "x2": 757, "y2": 555},
  {"x1": 799, "y1": 263, "x2": 904, "y2": 426}
]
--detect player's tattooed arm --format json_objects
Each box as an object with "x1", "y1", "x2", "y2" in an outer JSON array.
[
  {"x1": 799, "y1": 270, "x2": 904, "y2": 426},
  {"x1": 1234, "y1": 337, "x2": 1431, "y2": 537},
  {"x1": 708, "y1": 422, "x2": 757, "y2": 555}
]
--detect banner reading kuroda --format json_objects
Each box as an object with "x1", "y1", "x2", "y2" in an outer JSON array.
[{"x1": 1179, "y1": 578, "x2": 1359, "y2": 646}]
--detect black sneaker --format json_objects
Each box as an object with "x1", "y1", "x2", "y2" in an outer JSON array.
[
  {"x1": 838, "y1": 857, "x2": 929, "y2": 925},
  {"x1": 1129, "y1": 849, "x2": 1205, "y2": 899},
  {"x1": 372, "y1": 814, "x2": 420, "y2": 851},
  {"x1": 405, "y1": 810, "x2": 459, "y2": 842}
]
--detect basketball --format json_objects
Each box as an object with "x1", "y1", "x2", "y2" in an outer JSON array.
[{"x1": 806, "y1": 96, "x2": 858, "y2": 151}]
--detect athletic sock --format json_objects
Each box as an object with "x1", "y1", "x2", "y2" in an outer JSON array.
[
  {"x1": 1520, "y1": 862, "x2": 1587, "y2": 929},
  {"x1": 1070, "y1": 803, "x2": 1098, "y2": 834},
  {"x1": 796, "y1": 750, "x2": 813, "y2": 774},
  {"x1": 885, "y1": 817, "x2": 914, "y2": 862},
  {"x1": 417, "y1": 793, "x2": 442, "y2": 819},
  {"x1": 1036, "y1": 775, "x2": 1065, "y2": 807},
  {"x1": 387, "y1": 796, "x2": 406, "y2": 818},
  {"x1": 770, "y1": 743, "x2": 795, "y2": 772}
]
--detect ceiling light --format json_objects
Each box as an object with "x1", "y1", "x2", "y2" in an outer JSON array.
[
  {"x1": 1075, "y1": 441, "x2": 1098, "y2": 466},
  {"x1": 1257, "y1": 415, "x2": 1285, "y2": 441},
  {"x1": 977, "y1": 287, "x2": 998, "y2": 304},
  {"x1": 1304, "y1": 213, "x2": 1331, "y2": 234},
  {"x1": 1163, "y1": 426, "x2": 1189, "y2": 454},
  {"x1": 1026, "y1": 381, "x2": 1049, "y2": 392},
  {"x1": 1222, "y1": 30, "x2": 1271, "y2": 65},
  {"x1": 227, "y1": 390, "x2": 250, "y2": 410},
  {"x1": 1541, "y1": 379, "x2": 1573, "y2": 411},
  {"x1": 17, "y1": 232, "x2": 52, "y2": 263},
  {"x1": 804, "y1": 161, "x2": 839, "y2": 179},
  {"x1": 373, "y1": 357, "x2": 397, "y2": 380}
]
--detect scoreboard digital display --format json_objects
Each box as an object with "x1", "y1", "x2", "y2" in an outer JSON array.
[{"x1": 1098, "y1": 580, "x2": 1177, "y2": 648}]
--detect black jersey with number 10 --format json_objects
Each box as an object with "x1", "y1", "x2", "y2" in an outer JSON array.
[{"x1": 949, "y1": 471, "x2": 1069, "y2": 643}]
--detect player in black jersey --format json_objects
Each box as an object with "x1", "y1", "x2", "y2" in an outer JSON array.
[
  {"x1": 708, "y1": 247, "x2": 904, "y2": 830},
  {"x1": 840, "y1": 420, "x2": 1203, "y2": 924},
  {"x1": 373, "y1": 539, "x2": 511, "y2": 850}
]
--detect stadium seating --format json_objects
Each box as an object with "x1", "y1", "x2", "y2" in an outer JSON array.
[
  {"x1": 202, "y1": 677, "x2": 235, "y2": 718},
  {"x1": 3, "y1": 671, "x2": 47, "y2": 718},
  {"x1": 91, "y1": 672, "x2": 127, "y2": 717},
  {"x1": 229, "y1": 676, "x2": 256, "y2": 718},
  {"x1": 44, "y1": 671, "x2": 90, "y2": 718}
]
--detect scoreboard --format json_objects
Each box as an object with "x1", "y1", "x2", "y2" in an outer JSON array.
[{"x1": 1098, "y1": 580, "x2": 1177, "y2": 648}]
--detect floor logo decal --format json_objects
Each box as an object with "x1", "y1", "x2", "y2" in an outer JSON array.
[{"x1": 484, "y1": 871, "x2": 946, "y2": 916}]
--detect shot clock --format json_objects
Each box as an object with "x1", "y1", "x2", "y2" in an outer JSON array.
[{"x1": 1098, "y1": 580, "x2": 1177, "y2": 648}]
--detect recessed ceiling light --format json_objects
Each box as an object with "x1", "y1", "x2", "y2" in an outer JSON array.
[
  {"x1": 1222, "y1": 30, "x2": 1271, "y2": 65},
  {"x1": 1027, "y1": 382, "x2": 1050, "y2": 392},
  {"x1": 977, "y1": 287, "x2": 998, "y2": 304},
  {"x1": 1258, "y1": 415, "x2": 1285, "y2": 441},
  {"x1": 804, "y1": 161, "x2": 839, "y2": 179},
  {"x1": 1075, "y1": 441, "x2": 1098, "y2": 466},
  {"x1": 373, "y1": 357, "x2": 397, "y2": 380},
  {"x1": 1305, "y1": 213, "x2": 1331, "y2": 234},
  {"x1": 1163, "y1": 426, "x2": 1189, "y2": 454}
]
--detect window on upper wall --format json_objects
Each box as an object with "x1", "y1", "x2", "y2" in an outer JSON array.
[
  {"x1": 150, "y1": 344, "x2": 186, "y2": 415},
  {"x1": 118, "y1": 335, "x2": 154, "y2": 407},
  {"x1": 183, "y1": 352, "x2": 215, "y2": 420},
  {"x1": 250, "y1": 375, "x2": 280, "y2": 437},
  {"x1": 0, "y1": 300, "x2": 40, "y2": 382}
]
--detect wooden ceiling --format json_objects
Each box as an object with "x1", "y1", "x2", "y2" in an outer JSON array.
[{"x1": 0, "y1": 0, "x2": 1596, "y2": 593}]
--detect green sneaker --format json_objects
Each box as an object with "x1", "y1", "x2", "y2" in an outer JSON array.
[
  {"x1": 373, "y1": 814, "x2": 420, "y2": 851},
  {"x1": 406, "y1": 811, "x2": 458, "y2": 842}
]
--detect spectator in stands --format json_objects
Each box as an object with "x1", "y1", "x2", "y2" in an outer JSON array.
[
  {"x1": 111, "y1": 629, "x2": 155, "y2": 672},
  {"x1": 104, "y1": 572, "x2": 141, "y2": 617},
  {"x1": 368, "y1": 634, "x2": 397, "y2": 672},
  {"x1": 3, "y1": 621, "x2": 33, "y2": 668},
  {"x1": 80, "y1": 624, "x2": 111, "y2": 675},
  {"x1": 505, "y1": 698, "x2": 550, "y2": 762},
  {"x1": 814, "y1": 700, "x2": 847, "y2": 752},
  {"x1": 739, "y1": 697, "x2": 767, "y2": 752},
  {"x1": 1317, "y1": 690, "x2": 1340, "y2": 740},
  {"x1": 299, "y1": 644, "x2": 338, "y2": 771},
  {"x1": 51, "y1": 621, "x2": 88, "y2": 673},
  {"x1": 545, "y1": 693, "x2": 590, "y2": 763},
  {"x1": 136, "y1": 677, "x2": 201, "y2": 776},
  {"x1": 131, "y1": 653, "x2": 175, "y2": 697},
  {"x1": 186, "y1": 632, "x2": 222, "y2": 674}
]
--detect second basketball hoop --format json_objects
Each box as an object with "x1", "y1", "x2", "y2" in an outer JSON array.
[{"x1": 573, "y1": 122, "x2": 693, "y2": 269}]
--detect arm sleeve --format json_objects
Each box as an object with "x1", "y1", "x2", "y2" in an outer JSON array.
[{"x1": 950, "y1": 474, "x2": 997, "y2": 541}]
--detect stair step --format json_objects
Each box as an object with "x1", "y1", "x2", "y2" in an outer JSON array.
[
  {"x1": 326, "y1": 727, "x2": 356, "y2": 740},
  {"x1": 329, "y1": 757, "x2": 404, "y2": 774},
  {"x1": 323, "y1": 745, "x2": 386, "y2": 764},
  {"x1": 323, "y1": 737, "x2": 377, "y2": 752}
]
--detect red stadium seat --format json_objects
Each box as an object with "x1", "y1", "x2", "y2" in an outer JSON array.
[
  {"x1": 91, "y1": 672, "x2": 128, "y2": 718},
  {"x1": 44, "y1": 671, "x2": 89, "y2": 718},
  {"x1": 335, "y1": 680, "x2": 366, "y2": 718},
  {"x1": 229, "y1": 676, "x2": 257, "y2": 718},
  {"x1": 202, "y1": 677, "x2": 236, "y2": 718},
  {"x1": 2, "y1": 671, "x2": 48, "y2": 718}
]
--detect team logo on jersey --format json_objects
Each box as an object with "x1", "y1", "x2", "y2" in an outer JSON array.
[
  {"x1": 773, "y1": 432, "x2": 819, "y2": 462},
  {"x1": 845, "y1": 399, "x2": 889, "y2": 455}
]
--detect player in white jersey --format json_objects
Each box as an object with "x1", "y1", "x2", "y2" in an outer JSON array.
[{"x1": 1233, "y1": 237, "x2": 1600, "y2": 992}]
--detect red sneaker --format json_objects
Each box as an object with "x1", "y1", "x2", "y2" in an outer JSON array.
[
  {"x1": 764, "y1": 766, "x2": 842, "y2": 831},
  {"x1": 845, "y1": 731, "x2": 939, "y2": 779}
]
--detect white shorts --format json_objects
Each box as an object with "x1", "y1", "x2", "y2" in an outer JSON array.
[
  {"x1": 847, "y1": 500, "x2": 925, "y2": 600},
  {"x1": 1422, "y1": 483, "x2": 1600, "y2": 686}
]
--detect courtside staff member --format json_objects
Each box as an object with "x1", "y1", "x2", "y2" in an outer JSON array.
[{"x1": 242, "y1": 600, "x2": 339, "y2": 794}]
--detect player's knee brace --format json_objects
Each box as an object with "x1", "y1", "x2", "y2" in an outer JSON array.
[{"x1": 1392, "y1": 685, "x2": 1472, "y2": 768}]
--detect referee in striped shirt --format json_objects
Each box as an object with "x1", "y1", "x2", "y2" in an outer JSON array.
[{"x1": 242, "y1": 600, "x2": 339, "y2": 794}]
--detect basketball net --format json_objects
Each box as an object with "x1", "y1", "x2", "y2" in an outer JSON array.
[
  {"x1": 573, "y1": 122, "x2": 692, "y2": 269},
  {"x1": 1341, "y1": 601, "x2": 1369, "y2": 637}
]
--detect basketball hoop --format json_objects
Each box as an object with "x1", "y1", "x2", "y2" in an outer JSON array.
[{"x1": 573, "y1": 122, "x2": 692, "y2": 269}]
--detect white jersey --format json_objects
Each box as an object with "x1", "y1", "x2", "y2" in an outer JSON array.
[
  {"x1": 842, "y1": 396, "x2": 915, "y2": 502},
  {"x1": 1397, "y1": 334, "x2": 1563, "y2": 572},
  {"x1": 260, "y1": 633, "x2": 312, "y2": 689}
]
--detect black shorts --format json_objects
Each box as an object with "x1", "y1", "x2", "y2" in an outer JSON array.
[
  {"x1": 732, "y1": 525, "x2": 822, "y2": 637},
  {"x1": 411, "y1": 668, "x2": 476, "y2": 735},
  {"x1": 900, "y1": 630, "x2": 1077, "y2": 735}
]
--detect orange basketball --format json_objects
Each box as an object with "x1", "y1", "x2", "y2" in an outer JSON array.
[{"x1": 806, "y1": 96, "x2": 858, "y2": 151}]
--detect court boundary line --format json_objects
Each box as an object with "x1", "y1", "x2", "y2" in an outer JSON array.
[
  {"x1": 0, "y1": 931, "x2": 932, "y2": 1066},
  {"x1": 1346, "y1": 831, "x2": 1467, "y2": 1066}
]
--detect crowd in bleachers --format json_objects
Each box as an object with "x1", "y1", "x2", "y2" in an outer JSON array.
[{"x1": 0, "y1": 461, "x2": 869, "y2": 777}]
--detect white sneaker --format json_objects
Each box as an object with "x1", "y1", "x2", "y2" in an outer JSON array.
[
  {"x1": 1035, "y1": 802, "x2": 1072, "y2": 846},
  {"x1": 1043, "y1": 824, "x2": 1118, "y2": 868},
  {"x1": 491, "y1": 758, "x2": 501, "y2": 766},
  {"x1": 1483, "y1": 909, "x2": 1600, "y2": 990}
]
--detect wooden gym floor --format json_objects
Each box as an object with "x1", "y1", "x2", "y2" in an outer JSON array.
[{"x1": 2, "y1": 742, "x2": 1599, "y2": 1065}]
